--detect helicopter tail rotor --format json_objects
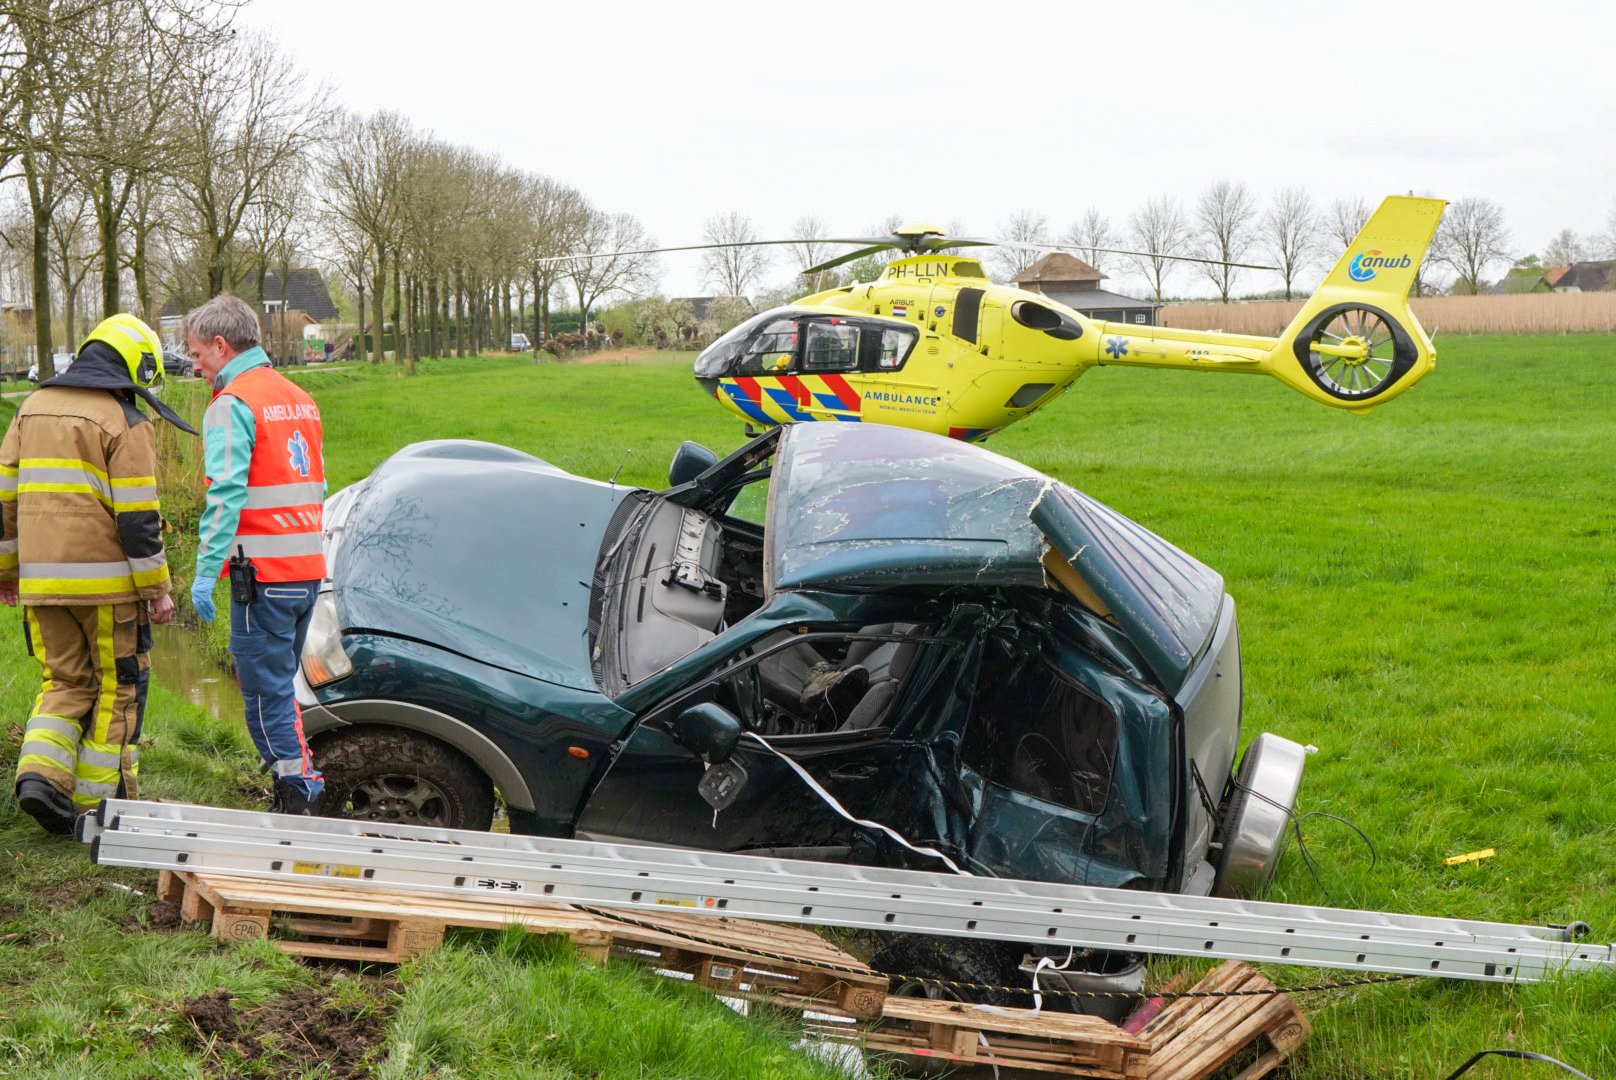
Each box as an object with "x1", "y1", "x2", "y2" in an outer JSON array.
[{"x1": 1274, "y1": 195, "x2": 1446, "y2": 411}]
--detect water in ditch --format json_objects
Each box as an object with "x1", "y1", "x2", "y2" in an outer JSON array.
[{"x1": 150, "y1": 621, "x2": 243, "y2": 728}]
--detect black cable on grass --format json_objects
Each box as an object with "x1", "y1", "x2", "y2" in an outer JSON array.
[
  {"x1": 1442, "y1": 1049, "x2": 1595, "y2": 1080},
  {"x1": 1227, "y1": 776, "x2": 1378, "y2": 905}
]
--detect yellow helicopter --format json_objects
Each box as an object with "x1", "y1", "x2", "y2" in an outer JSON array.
[
  {"x1": 552, "y1": 195, "x2": 1446, "y2": 441},
  {"x1": 696, "y1": 195, "x2": 1444, "y2": 441}
]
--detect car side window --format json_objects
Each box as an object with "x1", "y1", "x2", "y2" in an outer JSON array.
[{"x1": 959, "y1": 635, "x2": 1117, "y2": 817}]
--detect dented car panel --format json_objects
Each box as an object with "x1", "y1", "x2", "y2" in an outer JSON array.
[{"x1": 1031, "y1": 484, "x2": 1224, "y2": 694}]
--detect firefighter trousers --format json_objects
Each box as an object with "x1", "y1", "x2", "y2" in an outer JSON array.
[{"x1": 15, "y1": 603, "x2": 151, "y2": 808}]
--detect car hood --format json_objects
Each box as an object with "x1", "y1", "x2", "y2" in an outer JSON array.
[{"x1": 328, "y1": 440, "x2": 636, "y2": 690}]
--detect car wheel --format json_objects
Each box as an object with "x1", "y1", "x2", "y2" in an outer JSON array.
[{"x1": 313, "y1": 726, "x2": 495, "y2": 831}]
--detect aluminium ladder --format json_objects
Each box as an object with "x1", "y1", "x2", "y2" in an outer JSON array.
[{"x1": 81, "y1": 799, "x2": 1613, "y2": 985}]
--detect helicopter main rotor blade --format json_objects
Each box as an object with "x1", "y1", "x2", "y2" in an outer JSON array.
[
  {"x1": 917, "y1": 237, "x2": 994, "y2": 251},
  {"x1": 971, "y1": 238, "x2": 1277, "y2": 272},
  {"x1": 801, "y1": 245, "x2": 902, "y2": 276},
  {"x1": 531, "y1": 238, "x2": 864, "y2": 266}
]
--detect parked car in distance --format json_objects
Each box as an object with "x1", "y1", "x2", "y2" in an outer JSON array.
[
  {"x1": 26, "y1": 353, "x2": 74, "y2": 382},
  {"x1": 162, "y1": 348, "x2": 194, "y2": 378},
  {"x1": 510, "y1": 332, "x2": 531, "y2": 351}
]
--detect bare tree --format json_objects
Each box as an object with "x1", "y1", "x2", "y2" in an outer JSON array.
[
  {"x1": 46, "y1": 185, "x2": 95, "y2": 347},
  {"x1": 175, "y1": 30, "x2": 330, "y2": 297},
  {"x1": 787, "y1": 214, "x2": 837, "y2": 294},
  {"x1": 1126, "y1": 196, "x2": 1188, "y2": 303},
  {"x1": 699, "y1": 211, "x2": 769, "y2": 300},
  {"x1": 1598, "y1": 199, "x2": 1616, "y2": 259},
  {"x1": 524, "y1": 174, "x2": 588, "y2": 344},
  {"x1": 3, "y1": 2, "x2": 78, "y2": 370},
  {"x1": 320, "y1": 110, "x2": 408, "y2": 362},
  {"x1": 1542, "y1": 228, "x2": 1585, "y2": 268},
  {"x1": 1432, "y1": 196, "x2": 1512, "y2": 295},
  {"x1": 989, "y1": 209, "x2": 1049, "y2": 281},
  {"x1": 1261, "y1": 188, "x2": 1318, "y2": 300},
  {"x1": 565, "y1": 209, "x2": 657, "y2": 328},
  {"x1": 1192, "y1": 181, "x2": 1257, "y2": 303},
  {"x1": 1325, "y1": 196, "x2": 1371, "y2": 256},
  {"x1": 1061, "y1": 208, "x2": 1115, "y2": 275}
]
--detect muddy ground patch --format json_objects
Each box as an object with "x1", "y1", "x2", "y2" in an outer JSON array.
[{"x1": 181, "y1": 981, "x2": 394, "y2": 1078}]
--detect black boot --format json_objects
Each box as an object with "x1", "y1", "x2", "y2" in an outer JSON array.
[
  {"x1": 16, "y1": 779, "x2": 76, "y2": 835},
  {"x1": 270, "y1": 779, "x2": 324, "y2": 816}
]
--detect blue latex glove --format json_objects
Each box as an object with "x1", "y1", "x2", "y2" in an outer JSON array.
[{"x1": 192, "y1": 576, "x2": 217, "y2": 622}]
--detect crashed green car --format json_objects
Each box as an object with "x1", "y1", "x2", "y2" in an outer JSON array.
[{"x1": 297, "y1": 423, "x2": 1303, "y2": 992}]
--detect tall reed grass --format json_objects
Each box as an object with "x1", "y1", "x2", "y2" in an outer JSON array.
[{"x1": 1164, "y1": 291, "x2": 1616, "y2": 336}]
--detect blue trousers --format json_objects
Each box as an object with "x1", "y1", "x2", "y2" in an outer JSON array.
[{"x1": 230, "y1": 579, "x2": 324, "y2": 800}]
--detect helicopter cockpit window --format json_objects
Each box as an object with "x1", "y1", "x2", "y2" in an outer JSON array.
[
  {"x1": 736, "y1": 318, "x2": 800, "y2": 376},
  {"x1": 802, "y1": 321, "x2": 860, "y2": 372}
]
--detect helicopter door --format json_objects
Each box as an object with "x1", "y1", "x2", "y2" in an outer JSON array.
[{"x1": 791, "y1": 319, "x2": 865, "y2": 424}]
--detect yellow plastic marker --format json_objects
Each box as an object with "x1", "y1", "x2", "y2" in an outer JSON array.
[{"x1": 1443, "y1": 848, "x2": 1496, "y2": 866}]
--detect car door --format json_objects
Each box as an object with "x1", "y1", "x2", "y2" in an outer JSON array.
[
  {"x1": 946, "y1": 621, "x2": 1179, "y2": 890},
  {"x1": 575, "y1": 627, "x2": 964, "y2": 868}
]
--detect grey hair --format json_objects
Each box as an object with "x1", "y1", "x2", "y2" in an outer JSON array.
[{"x1": 184, "y1": 294, "x2": 261, "y2": 351}]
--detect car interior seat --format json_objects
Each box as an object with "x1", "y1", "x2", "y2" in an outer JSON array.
[{"x1": 840, "y1": 623, "x2": 924, "y2": 732}]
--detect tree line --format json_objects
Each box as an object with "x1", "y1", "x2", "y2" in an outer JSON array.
[
  {"x1": 5, "y1": 2, "x2": 1614, "y2": 374},
  {"x1": 0, "y1": 0, "x2": 658, "y2": 376},
  {"x1": 690, "y1": 189, "x2": 1616, "y2": 317}
]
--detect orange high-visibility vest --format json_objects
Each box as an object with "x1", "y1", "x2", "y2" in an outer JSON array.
[{"x1": 213, "y1": 367, "x2": 327, "y2": 582}]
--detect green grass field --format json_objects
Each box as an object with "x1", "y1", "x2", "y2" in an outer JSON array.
[{"x1": 3, "y1": 338, "x2": 1614, "y2": 1077}]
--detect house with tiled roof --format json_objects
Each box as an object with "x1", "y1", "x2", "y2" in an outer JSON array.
[
  {"x1": 1551, "y1": 260, "x2": 1615, "y2": 293},
  {"x1": 241, "y1": 269, "x2": 341, "y2": 320},
  {"x1": 1011, "y1": 253, "x2": 1161, "y2": 326}
]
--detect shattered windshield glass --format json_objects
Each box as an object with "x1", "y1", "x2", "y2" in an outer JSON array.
[{"x1": 768, "y1": 425, "x2": 1050, "y2": 592}]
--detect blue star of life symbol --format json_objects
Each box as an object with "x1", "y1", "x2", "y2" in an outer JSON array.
[
  {"x1": 287, "y1": 430, "x2": 312, "y2": 477},
  {"x1": 1104, "y1": 336, "x2": 1129, "y2": 359}
]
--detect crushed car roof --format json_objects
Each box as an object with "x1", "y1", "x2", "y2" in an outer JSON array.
[
  {"x1": 768, "y1": 424, "x2": 1224, "y2": 691},
  {"x1": 768, "y1": 424, "x2": 1051, "y2": 593}
]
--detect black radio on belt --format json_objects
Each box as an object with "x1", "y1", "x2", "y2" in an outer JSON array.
[{"x1": 227, "y1": 544, "x2": 257, "y2": 605}]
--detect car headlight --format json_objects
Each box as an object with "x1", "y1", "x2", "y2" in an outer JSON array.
[{"x1": 300, "y1": 588, "x2": 353, "y2": 687}]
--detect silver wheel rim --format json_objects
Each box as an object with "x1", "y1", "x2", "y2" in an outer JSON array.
[{"x1": 342, "y1": 774, "x2": 451, "y2": 826}]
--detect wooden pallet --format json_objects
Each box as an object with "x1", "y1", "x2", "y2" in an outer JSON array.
[
  {"x1": 810, "y1": 997, "x2": 1153, "y2": 1078},
  {"x1": 156, "y1": 872, "x2": 1309, "y2": 1078},
  {"x1": 806, "y1": 961, "x2": 1309, "y2": 1079},
  {"x1": 1140, "y1": 962, "x2": 1312, "y2": 1080},
  {"x1": 156, "y1": 870, "x2": 888, "y2": 1019}
]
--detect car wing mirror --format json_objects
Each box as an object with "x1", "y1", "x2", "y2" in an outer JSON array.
[
  {"x1": 669, "y1": 702, "x2": 742, "y2": 763},
  {"x1": 669, "y1": 440, "x2": 720, "y2": 488}
]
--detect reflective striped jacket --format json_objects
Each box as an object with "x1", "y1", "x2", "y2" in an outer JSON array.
[
  {"x1": 0, "y1": 386, "x2": 171, "y2": 605},
  {"x1": 201, "y1": 362, "x2": 326, "y2": 583}
]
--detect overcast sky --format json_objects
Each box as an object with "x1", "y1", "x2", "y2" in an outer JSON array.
[{"x1": 242, "y1": 0, "x2": 1616, "y2": 300}]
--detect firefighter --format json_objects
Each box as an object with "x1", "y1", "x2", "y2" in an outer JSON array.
[
  {"x1": 2, "y1": 314, "x2": 196, "y2": 834},
  {"x1": 185, "y1": 294, "x2": 327, "y2": 815}
]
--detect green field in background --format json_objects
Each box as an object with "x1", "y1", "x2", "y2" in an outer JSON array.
[{"x1": 2, "y1": 336, "x2": 1613, "y2": 1077}]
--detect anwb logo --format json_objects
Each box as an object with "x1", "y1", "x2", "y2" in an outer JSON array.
[{"x1": 1348, "y1": 249, "x2": 1413, "y2": 283}]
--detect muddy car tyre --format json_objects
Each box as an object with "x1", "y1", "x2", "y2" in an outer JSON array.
[
  {"x1": 874, "y1": 933, "x2": 1026, "y2": 1007},
  {"x1": 313, "y1": 727, "x2": 495, "y2": 831}
]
